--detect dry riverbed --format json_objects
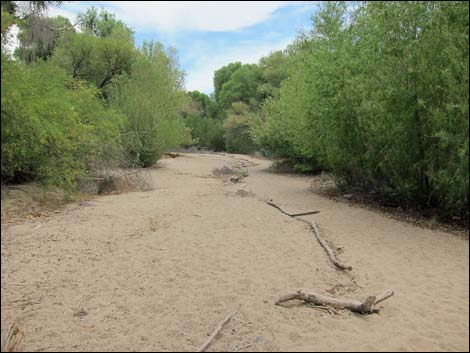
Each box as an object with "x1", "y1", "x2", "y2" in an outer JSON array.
[{"x1": 1, "y1": 152, "x2": 468, "y2": 351}]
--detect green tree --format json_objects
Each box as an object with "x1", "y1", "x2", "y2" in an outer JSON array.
[
  {"x1": 255, "y1": 1, "x2": 469, "y2": 216},
  {"x1": 52, "y1": 29, "x2": 136, "y2": 94},
  {"x1": 181, "y1": 91, "x2": 225, "y2": 150},
  {"x1": 218, "y1": 64, "x2": 263, "y2": 109},
  {"x1": 213, "y1": 61, "x2": 242, "y2": 103},
  {"x1": 77, "y1": 7, "x2": 133, "y2": 40},
  {"x1": 258, "y1": 50, "x2": 290, "y2": 99},
  {"x1": 224, "y1": 102, "x2": 260, "y2": 154},
  {"x1": 110, "y1": 41, "x2": 190, "y2": 167},
  {"x1": 1, "y1": 59, "x2": 123, "y2": 187}
]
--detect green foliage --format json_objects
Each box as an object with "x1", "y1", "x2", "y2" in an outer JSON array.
[
  {"x1": 2, "y1": 3, "x2": 191, "y2": 192},
  {"x1": 255, "y1": 1, "x2": 469, "y2": 216},
  {"x1": 1, "y1": 6, "x2": 15, "y2": 39},
  {"x1": 258, "y1": 50, "x2": 289, "y2": 99},
  {"x1": 210, "y1": 51, "x2": 292, "y2": 153},
  {"x1": 77, "y1": 7, "x2": 133, "y2": 39},
  {"x1": 223, "y1": 102, "x2": 260, "y2": 154},
  {"x1": 1, "y1": 59, "x2": 123, "y2": 188},
  {"x1": 213, "y1": 62, "x2": 242, "y2": 103},
  {"x1": 110, "y1": 41, "x2": 190, "y2": 167},
  {"x1": 181, "y1": 91, "x2": 225, "y2": 150},
  {"x1": 52, "y1": 8, "x2": 135, "y2": 95},
  {"x1": 217, "y1": 64, "x2": 263, "y2": 109},
  {"x1": 185, "y1": 115, "x2": 225, "y2": 151},
  {"x1": 52, "y1": 29, "x2": 136, "y2": 94}
]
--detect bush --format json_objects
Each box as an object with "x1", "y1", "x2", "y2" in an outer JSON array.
[
  {"x1": 224, "y1": 102, "x2": 260, "y2": 154},
  {"x1": 110, "y1": 41, "x2": 190, "y2": 167},
  {"x1": 1, "y1": 59, "x2": 123, "y2": 188},
  {"x1": 254, "y1": 1, "x2": 469, "y2": 217},
  {"x1": 185, "y1": 115, "x2": 225, "y2": 151}
]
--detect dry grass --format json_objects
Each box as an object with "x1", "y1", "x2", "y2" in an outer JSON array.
[{"x1": 78, "y1": 168, "x2": 154, "y2": 196}]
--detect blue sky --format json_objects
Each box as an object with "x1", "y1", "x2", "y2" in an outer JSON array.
[{"x1": 46, "y1": 1, "x2": 318, "y2": 94}]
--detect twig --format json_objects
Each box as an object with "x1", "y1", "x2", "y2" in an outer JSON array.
[
  {"x1": 198, "y1": 313, "x2": 234, "y2": 352},
  {"x1": 266, "y1": 199, "x2": 319, "y2": 217},
  {"x1": 1, "y1": 323, "x2": 24, "y2": 352},
  {"x1": 289, "y1": 211, "x2": 322, "y2": 217},
  {"x1": 233, "y1": 343, "x2": 254, "y2": 352}
]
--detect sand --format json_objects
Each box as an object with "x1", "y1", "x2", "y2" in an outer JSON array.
[{"x1": 1, "y1": 152, "x2": 468, "y2": 351}]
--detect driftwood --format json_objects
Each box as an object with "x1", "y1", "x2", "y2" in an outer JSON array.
[
  {"x1": 275, "y1": 290, "x2": 394, "y2": 314},
  {"x1": 266, "y1": 199, "x2": 319, "y2": 217},
  {"x1": 1, "y1": 323, "x2": 24, "y2": 352},
  {"x1": 266, "y1": 199, "x2": 351, "y2": 271},
  {"x1": 297, "y1": 218, "x2": 352, "y2": 271},
  {"x1": 198, "y1": 313, "x2": 234, "y2": 352}
]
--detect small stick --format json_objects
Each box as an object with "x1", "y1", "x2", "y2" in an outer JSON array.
[
  {"x1": 198, "y1": 313, "x2": 234, "y2": 352},
  {"x1": 289, "y1": 211, "x2": 321, "y2": 217},
  {"x1": 299, "y1": 219, "x2": 353, "y2": 271},
  {"x1": 233, "y1": 343, "x2": 254, "y2": 352},
  {"x1": 1, "y1": 323, "x2": 24, "y2": 352},
  {"x1": 374, "y1": 290, "x2": 394, "y2": 305},
  {"x1": 266, "y1": 199, "x2": 319, "y2": 217}
]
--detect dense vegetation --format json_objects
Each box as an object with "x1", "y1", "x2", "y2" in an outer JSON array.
[
  {"x1": 1, "y1": 3, "x2": 190, "y2": 189},
  {"x1": 1, "y1": 1, "x2": 468, "y2": 219},
  {"x1": 256, "y1": 1, "x2": 469, "y2": 218},
  {"x1": 185, "y1": 1, "x2": 468, "y2": 219}
]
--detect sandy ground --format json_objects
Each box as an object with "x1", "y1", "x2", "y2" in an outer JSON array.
[{"x1": 1, "y1": 152, "x2": 468, "y2": 352}]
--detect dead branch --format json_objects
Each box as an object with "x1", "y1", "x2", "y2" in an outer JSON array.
[
  {"x1": 306, "y1": 303, "x2": 339, "y2": 315},
  {"x1": 266, "y1": 199, "x2": 351, "y2": 271},
  {"x1": 1, "y1": 323, "x2": 24, "y2": 352},
  {"x1": 296, "y1": 218, "x2": 352, "y2": 271},
  {"x1": 373, "y1": 290, "x2": 395, "y2": 305},
  {"x1": 266, "y1": 199, "x2": 319, "y2": 217},
  {"x1": 275, "y1": 290, "x2": 394, "y2": 314},
  {"x1": 232, "y1": 343, "x2": 254, "y2": 352},
  {"x1": 198, "y1": 313, "x2": 234, "y2": 352},
  {"x1": 289, "y1": 210, "x2": 322, "y2": 217}
]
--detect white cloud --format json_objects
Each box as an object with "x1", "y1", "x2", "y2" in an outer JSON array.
[
  {"x1": 184, "y1": 37, "x2": 292, "y2": 93},
  {"x1": 103, "y1": 1, "x2": 299, "y2": 32},
  {"x1": 46, "y1": 7, "x2": 79, "y2": 24},
  {"x1": 6, "y1": 1, "x2": 305, "y2": 93}
]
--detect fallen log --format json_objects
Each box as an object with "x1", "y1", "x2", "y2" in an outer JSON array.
[
  {"x1": 275, "y1": 290, "x2": 394, "y2": 314},
  {"x1": 198, "y1": 313, "x2": 234, "y2": 352}
]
